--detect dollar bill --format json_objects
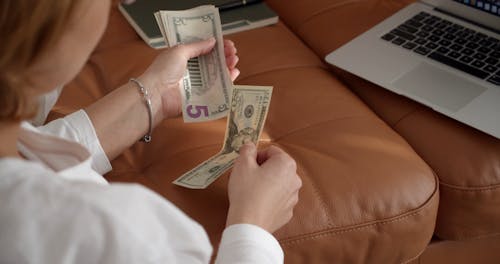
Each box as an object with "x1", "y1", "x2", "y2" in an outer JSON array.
[
  {"x1": 155, "y1": 6, "x2": 232, "y2": 123},
  {"x1": 173, "y1": 85, "x2": 273, "y2": 189}
]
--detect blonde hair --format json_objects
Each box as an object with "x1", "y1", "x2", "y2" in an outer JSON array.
[{"x1": 0, "y1": 0, "x2": 79, "y2": 121}]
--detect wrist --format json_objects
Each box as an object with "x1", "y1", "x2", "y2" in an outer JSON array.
[
  {"x1": 226, "y1": 206, "x2": 269, "y2": 232},
  {"x1": 138, "y1": 72, "x2": 182, "y2": 120},
  {"x1": 136, "y1": 74, "x2": 165, "y2": 124}
]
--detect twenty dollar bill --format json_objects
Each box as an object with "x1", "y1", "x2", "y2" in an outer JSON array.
[
  {"x1": 155, "y1": 6, "x2": 232, "y2": 123},
  {"x1": 173, "y1": 85, "x2": 273, "y2": 189}
]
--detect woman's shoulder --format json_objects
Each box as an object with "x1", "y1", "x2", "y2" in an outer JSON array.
[
  {"x1": 0, "y1": 157, "x2": 141, "y2": 217},
  {"x1": 0, "y1": 157, "x2": 149, "y2": 208},
  {"x1": 0, "y1": 158, "x2": 212, "y2": 263},
  {"x1": 0, "y1": 157, "x2": 205, "y2": 235},
  {"x1": 0, "y1": 158, "x2": 55, "y2": 190}
]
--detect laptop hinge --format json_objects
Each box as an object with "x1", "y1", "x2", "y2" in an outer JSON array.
[{"x1": 433, "y1": 7, "x2": 500, "y2": 35}]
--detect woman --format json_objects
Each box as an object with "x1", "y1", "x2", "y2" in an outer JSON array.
[{"x1": 0, "y1": 0, "x2": 302, "y2": 263}]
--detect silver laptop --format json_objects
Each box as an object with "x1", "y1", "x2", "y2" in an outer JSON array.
[{"x1": 326, "y1": 0, "x2": 500, "y2": 139}]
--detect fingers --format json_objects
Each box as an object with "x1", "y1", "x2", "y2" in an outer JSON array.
[
  {"x1": 224, "y1": 39, "x2": 239, "y2": 74},
  {"x1": 224, "y1": 40, "x2": 237, "y2": 57},
  {"x1": 260, "y1": 147, "x2": 297, "y2": 176},
  {"x1": 286, "y1": 189, "x2": 300, "y2": 214},
  {"x1": 239, "y1": 142, "x2": 257, "y2": 159},
  {"x1": 178, "y1": 37, "x2": 216, "y2": 59},
  {"x1": 295, "y1": 174, "x2": 303, "y2": 189},
  {"x1": 229, "y1": 68, "x2": 240, "y2": 82},
  {"x1": 226, "y1": 55, "x2": 239, "y2": 70},
  {"x1": 176, "y1": 38, "x2": 238, "y2": 79},
  {"x1": 285, "y1": 191, "x2": 299, "y2": 222},
  {"x1": 234, "y1": 143, "x2": 258, "y2": 168},
  {"x1": 256, "y1": 150, "x2": 267, "y2": 165},
  {"x1": 257, "y1": 145, "x2": 287, "y2": 164},
  {"x1": 224, "y1": 39, "x2": 235, "y2": 47}
]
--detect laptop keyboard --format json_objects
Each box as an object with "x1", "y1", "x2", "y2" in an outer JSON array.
[{"x1": 381, "y1": 11, "x2": 500, "y2": 86}]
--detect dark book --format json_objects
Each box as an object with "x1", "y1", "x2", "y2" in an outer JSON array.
[{"x1": 119, "y1": 0, "x2": 278, "y2": 49}]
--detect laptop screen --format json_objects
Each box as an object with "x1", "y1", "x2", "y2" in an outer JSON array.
[{"x1": 453, "y1": 0, "x2": 500, "y2": 16}]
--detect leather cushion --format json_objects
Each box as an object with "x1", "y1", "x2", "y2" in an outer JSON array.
[
  {"x1": 271, "y1": 0, "x2": 500, "y2": 241},
  {"x1": 56, "y1": 3, "x2": 439, "y2": 263}
]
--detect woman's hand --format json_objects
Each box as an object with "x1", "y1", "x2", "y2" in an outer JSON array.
[
  {"x1": 85, "y1": 38, "x2": 238, "y2": 161},
  {"x1": 139, "y1": 38, "x2": 240, "y2": 121},
  {"x1": 226, "y1": 143, "x2": 302, "y2": 233}
]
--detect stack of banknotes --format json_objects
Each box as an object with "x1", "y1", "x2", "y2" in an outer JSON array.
[{"x1": 155, "y1": 6, "x2": 273, "y2": 189}]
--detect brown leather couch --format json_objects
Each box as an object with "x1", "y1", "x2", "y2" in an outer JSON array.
[{"x1": 52, "y1": 0, "x2": 500, "y2": 263}]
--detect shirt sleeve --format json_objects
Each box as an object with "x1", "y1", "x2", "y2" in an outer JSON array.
[
  {"x1": 78, "y1": 183, "x2": 214, "y2": 264},
  {"x1": 0, "y1": 169, "x2": 213, "y2": 264},
  {"x1": 35, "y1": 109, "x2": 112, "y2": 174},
  {"x1": 215, "y1": 224, "x2": 284, "y2": 264},
  {"x1": 30, "y1": 86, "x2": 63, "y2": 126}
]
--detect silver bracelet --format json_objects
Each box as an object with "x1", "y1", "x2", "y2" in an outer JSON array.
[{"x1": 130, "y1": 78, "x2": 153, "y2": 143}]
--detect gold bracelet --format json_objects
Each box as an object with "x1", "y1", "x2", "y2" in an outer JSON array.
[{"x1": 130, "y1": 78, "x2": 153, "y2": 143}]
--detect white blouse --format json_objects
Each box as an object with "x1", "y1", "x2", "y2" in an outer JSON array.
[{"x1": 0, "y1": 94, "x2": 283, "y2": 263}]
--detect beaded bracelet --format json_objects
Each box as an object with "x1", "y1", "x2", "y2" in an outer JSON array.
[{"x1": 130, "y1": 78, "x2": 153, "y2": 143}]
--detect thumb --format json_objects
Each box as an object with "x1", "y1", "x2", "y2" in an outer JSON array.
[
  {"x1": 181, "y1": 37, "x2": 216, "y2": 59},
  {"x1": 237, "y1": 143, "x2": 258, "y2": 166}
]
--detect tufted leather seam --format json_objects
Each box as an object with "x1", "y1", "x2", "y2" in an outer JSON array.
[
  {"x1": 271, "y1": 115, "x2": 379, "y2": 143},
  {"x1": 448, "y1": 232, "x2": 500, "y2": 242},
  {"x1": 236, "y1": 64, "x2": 327, "y2": 83},
  {"x1": 278, "y1": 141, "x2": 344, "y2": 166},
  {"x1": 389, "y1": 110, "x2": 500, "y2": 192},
  {"x1": 292, "y1": 0, "x2": 361, "y2": 32},
  {"x1": 434, "y1": 231, "x2": 500, "y2": 244},
  {"x1": 146, "y1": 111, "x2": 377, "y2": 170},
  {"x1": 293, "y1": 0, "x2": 413, "y2": 38},
  {"x1": 294, "y1": 158, "x2": 335, "y2": 228},
  {"x1": 401, "y1": 246, "x2": 427, "y2": 264},
  {"x1": 327, "y1": 66, "x2": 426, "y2": 130},
  {"x1": 439, "y1": 181, "x2": 500, "y2": 191},
  {"x1": 279, "y1": 174, "x2": 438, "y2": 245},
  {"x1": 392, "y1": 107, "x2": 422, "y2": 128},
  {"x1": 142, "y1": 143, "x2": 221, "y2": 172},
  {"x1": 143, "y1": 114, "x2": 371, "y2": 169}
]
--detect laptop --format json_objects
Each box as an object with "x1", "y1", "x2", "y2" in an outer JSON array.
[{"x1": 325, "y1": 0, "x2": 500, "y2": 139}]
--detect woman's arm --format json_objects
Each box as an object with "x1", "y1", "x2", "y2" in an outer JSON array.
[
  {"x1": 83, "y1": 76, "x2": 163, "y2": 161},
  {"x1": 84, "y1": 38, "x2": 239, "y2": 160}
]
